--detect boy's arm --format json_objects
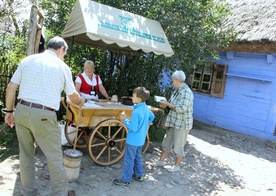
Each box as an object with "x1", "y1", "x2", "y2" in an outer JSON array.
[{"x1": 123, "y1": 111, "x2": 139, "y2": 132}]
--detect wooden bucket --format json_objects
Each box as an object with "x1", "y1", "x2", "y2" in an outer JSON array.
[{"x1": 63, "y1": 149, "x2": 83, "y2": 182}]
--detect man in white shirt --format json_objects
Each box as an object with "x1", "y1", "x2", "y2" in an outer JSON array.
[{"x1": 4, "y1": 36, "x2": 84, "y2": 196}]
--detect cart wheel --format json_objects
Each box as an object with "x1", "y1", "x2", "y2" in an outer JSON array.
[
  {"x1": 64, "y1": 120, "x2": 90, "y2": 148},
  {"x1": 88, "y1": 118, "x2": 127, "y2": 166},
  {"x1": 142, "y1": 133, "x2": 150, "y2": 154}
]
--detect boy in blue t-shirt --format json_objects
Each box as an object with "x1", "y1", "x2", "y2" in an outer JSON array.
[{"x1": 113, "y1": 87, "x2": 155, "y2": 186}]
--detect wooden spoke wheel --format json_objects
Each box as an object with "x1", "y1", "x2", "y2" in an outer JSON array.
[
  {"x1": 88, "y1": 118, "x2": 127, "y2": 166},
  {"x1": 64, "y1": 120, "x2": 91, "y2": 149},
  {"x1": 142, "y1": 133, "x2": 150, "y2": 154}
]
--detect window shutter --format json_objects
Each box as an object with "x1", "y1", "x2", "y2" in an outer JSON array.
[
  {"x1": 210, "y1": 64, "x2": 228, "y2": 98},
  {"x1": 191, "y1": 65, "x2": 202, "y2": 90}
]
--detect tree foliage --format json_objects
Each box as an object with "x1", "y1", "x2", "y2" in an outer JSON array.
[
  {"x1": 0, "y1": 0, "x2": 29, "y2": 121},
  {"x1": 34, "y1": 0, "x2": 235, "y2": 98},
  {"x1": 33, "y1": 0, "x2": 236, "y2": 140},
  {"x1": 0, "y1": 0, "x2": 236, "y2": 95},
  {"x1": 0, "y1": 0, "x2": 236, "y2": 130}
]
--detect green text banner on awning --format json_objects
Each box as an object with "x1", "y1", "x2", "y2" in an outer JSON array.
[{"x1": 62, "y1": 0, "x2": 174, "y2": 57}]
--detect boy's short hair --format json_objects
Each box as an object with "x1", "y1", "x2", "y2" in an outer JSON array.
[{"x1": 133, "y1": 87, "x2": 150, "y2": 102}]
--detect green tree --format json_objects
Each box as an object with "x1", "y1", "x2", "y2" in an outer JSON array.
[
  {"x1": 0, "y1": 0, "x2": 29, "y2": 158},
  {"x1": 36, "y1": 0, "x2": 235, "y2": 94},
  {"x1": 0, "y1": 0, "x2": 29, "y2": 113},
  {"x1": 0, "y1": 0, "x2": 236, "y2": 142},
  {"x1": 34, "y1": 0, "x2": 236, "y2": 141}
]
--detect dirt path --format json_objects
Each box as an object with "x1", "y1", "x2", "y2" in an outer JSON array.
[{"x1": 1, "y1": 121, "x2": 276, "y2": 196}]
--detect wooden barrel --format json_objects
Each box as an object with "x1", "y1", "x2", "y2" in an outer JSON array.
[{"x1": 63, "y1": 149, "x2": 83, "y2": 182}]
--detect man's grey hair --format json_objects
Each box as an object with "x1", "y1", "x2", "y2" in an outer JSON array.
[
  {"x1": 172, "y1": 70, "x2": 186, "y2": 82},
  {"x1": 47, "y1": 36, "x2": 68, "y2": 51}
]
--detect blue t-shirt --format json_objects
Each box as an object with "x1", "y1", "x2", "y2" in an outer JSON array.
[{"x1": 123, "y1": 102, "x2": 155, "y2": 146}]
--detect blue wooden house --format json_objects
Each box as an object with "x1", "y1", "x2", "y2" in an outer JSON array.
[{"x1": 191, "y1": 0, "x2": 276, "y2": 140}]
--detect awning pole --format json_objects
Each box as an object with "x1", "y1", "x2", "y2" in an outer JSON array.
[
  {"x1": 68, "y1": 36, "x2": 75, "y2": 67},
  {"x1": 147, "y1": 52, "x2": 155, "y2": 89}
]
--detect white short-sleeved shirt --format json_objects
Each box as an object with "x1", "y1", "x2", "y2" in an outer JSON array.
[
  {"x1": 11, "y1": 50, "x2": 76, "y2": 110},
  {"x1": 75, "y1": 72, "x2": 103, "y2": 99}
]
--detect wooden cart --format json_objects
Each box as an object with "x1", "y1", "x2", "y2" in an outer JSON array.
[{"x1": 63, "y1": 99, "x2": 161, "y2": 166}]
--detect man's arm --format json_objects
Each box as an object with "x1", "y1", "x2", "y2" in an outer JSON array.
[
  {"x1": 5, "y1": 82, "x2": 18, "y2": 111},
  {"x1": 68, "y1": 92, "x2": 85, "y2": 106},
  {"x1": 4, "y1": 82, "x2": 19, "y2": 127}
]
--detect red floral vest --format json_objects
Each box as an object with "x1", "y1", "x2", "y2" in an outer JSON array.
[{"x1": 77, "y1": 73, "x2": 99, "y2": 95}]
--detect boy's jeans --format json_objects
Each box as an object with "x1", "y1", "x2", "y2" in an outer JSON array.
[{"x1": 122, "y1": 144, "x2": 143, "y2": 182}]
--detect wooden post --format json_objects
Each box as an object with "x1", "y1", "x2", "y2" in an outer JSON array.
[{"x1": 26, "y1": 5, "x2": 44, "y2": 56}]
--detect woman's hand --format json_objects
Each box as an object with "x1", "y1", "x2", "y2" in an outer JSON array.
[
  {"x1": 160, "y1": 100, "x2": 170, "y2": 108},
  {"x1": 160, "y1": 100, "x2": 175, "y2": 110}
]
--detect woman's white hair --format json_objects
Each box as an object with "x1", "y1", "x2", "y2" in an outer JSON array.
[
  {"x1": 84, "y1": 60, "x2": 95, "y2": 68},
  {"x1": 172, "y1": 70, "x2": 186, "y2": 82}
]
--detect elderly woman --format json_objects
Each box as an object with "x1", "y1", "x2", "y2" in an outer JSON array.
[
  {"x1": 75, "y1": 60, "x2": 111, "y2": 100},
  {"x1": 151, "y1": 70, "x2": 194, "y2": 172}
]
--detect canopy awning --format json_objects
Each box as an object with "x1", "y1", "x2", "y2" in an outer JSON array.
[{"x1": 61, "y1": 0, "x2": 174, "y2": 57}]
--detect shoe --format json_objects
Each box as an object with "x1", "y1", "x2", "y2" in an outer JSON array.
[
  {"x1": 167, "y1": 165, "x2": 180, "y2": 173},
  {"x1": 67, "y1": 190, "x2": 75, "y2": 196},
  {"x1": 113, "y1": 179, "x2": 131, "y2": 187},
  {"x1": 150, "y1": 160, "x2": 164, "y2": 167},
  {"x1": 132, "y1": 174, "x2": 144, "y2": 182}
]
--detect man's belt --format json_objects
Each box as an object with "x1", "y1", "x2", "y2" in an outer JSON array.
[{"x1": 18, "y1": 99, "x2": 55, "y2": 112}]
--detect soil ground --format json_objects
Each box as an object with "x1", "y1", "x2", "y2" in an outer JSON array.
[{"x1": 0, "y1": 121, "x2": 276, "y2": 196}]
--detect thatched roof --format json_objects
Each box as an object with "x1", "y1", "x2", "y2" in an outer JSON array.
[{"x1": 223, "y1": 0, "x2": 276, "y2": 53}]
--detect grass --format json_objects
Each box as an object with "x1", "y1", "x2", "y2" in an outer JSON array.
[{"x1": 0, "y1": 124, "x2": 19, "y2": 161}]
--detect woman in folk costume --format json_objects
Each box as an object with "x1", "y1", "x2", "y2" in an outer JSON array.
[{"x1": 75, "y1": 60, "x2": 110, "y2": 100}]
